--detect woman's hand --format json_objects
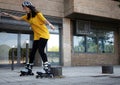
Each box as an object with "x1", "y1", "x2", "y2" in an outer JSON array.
[
  {"x1": 1, "y1": 12, "x2": 22, "y2": 20},
  {"x1": 49, "y1": 24, "x2": 55, "y2": 30},
  {"x1": 1, "y1": 12, "x2": 10, "y2": 16}
]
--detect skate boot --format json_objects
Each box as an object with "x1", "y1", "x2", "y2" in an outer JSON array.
[
  {"x1": 36, "y1": 62, "x2": 53, "y2": 78},
  {"x1": 20, "y1": 63, "x2": 34, "y2": 76},
  {"x1": 43, "y1": 62, "x2": 51, "y2": 73}
]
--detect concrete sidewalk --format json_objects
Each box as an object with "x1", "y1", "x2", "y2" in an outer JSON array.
[{"x1": 0, "y1": 66, "x2": 120, "y2": 85}]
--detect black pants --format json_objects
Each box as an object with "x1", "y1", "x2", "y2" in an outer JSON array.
[{"x1": 29, "y1": 38, "x2": 48, "y2": 64}]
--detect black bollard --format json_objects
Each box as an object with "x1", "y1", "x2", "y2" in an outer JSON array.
[
  {"x1": 11, "y1": 47, "x2": 14, "y2": 70},
  {"x1": 26, "y1": 42, "x2": 29, "y2": 64},
  {"x1": 102, "y1": 66, "x2": 113, "y2": 74},
  {"x1": 51, "y1": 66, "x2": 62, "y2": 77}
]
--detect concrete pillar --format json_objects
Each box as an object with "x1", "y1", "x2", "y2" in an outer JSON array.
[{"x1": 62, "y1": 18, "x2": 71, "y2": 66}]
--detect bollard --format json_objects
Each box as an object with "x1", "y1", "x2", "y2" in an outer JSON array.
[
  {"x1": 51, "y1": 66, "x2": 62, "y2": 77},
  {"x1": 26, "y1": 43, "x2": 29, "y2": 63},
  {"x1": 102, "y1": 66, "x2": 113, "y2": 74},
  {"x1": 11, "y1": 47, "x2": 14, "y2": 70}
]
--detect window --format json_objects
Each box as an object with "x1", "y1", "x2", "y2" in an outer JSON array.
[
  {"x1": 73, "y1": 20, "x2": 114, "y2": 53},
  {"x1": 98, "y1": 31, "x2": 114, "y2": 53},
  {"x1": 46, "y1": 24, "x2": 60, "y2": 65},
  {"x1": 0, "y1": 32, "x2": 17, "y2": 64},
  {"x1": 21, "y1": 34, "x2": 30, "y2": 64},
  {"x1": 73, "y1": 36, "x2": 85, "y2": 52},
  {"x1": 87, "y1": 36, "x2": 97, "y2": 53}
]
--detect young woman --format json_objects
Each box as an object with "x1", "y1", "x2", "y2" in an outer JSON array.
[{"x1": 2, "y1": 1, "x2": 55, "y2": 71}]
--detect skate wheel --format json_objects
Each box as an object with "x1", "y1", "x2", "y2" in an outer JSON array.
[
  {"x1": 40, "y1": 76, "x2": 43, "y2": 78},
  {"x1": 20, "y1": 74, "x2": 22, "y2": 76},
  {"x1": 36, "y1": 75, "x2": 39, "y2": 79},
  {"x1": 49, "y1": 74, "x2": 53, "y2": 78},
  {"x1": 31, "y1": 73, "x2": 34, "y2": 75}
]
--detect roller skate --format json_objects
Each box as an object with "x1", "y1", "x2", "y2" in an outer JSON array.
[
  {"x1": 20, "y1": 63, "x2": 34, "y2": 76},
  {"x1": 36, "y1": 62, "x2": 53, "y2": 78}
]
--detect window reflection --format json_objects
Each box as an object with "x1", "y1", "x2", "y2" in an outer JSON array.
[
  {"x1": 98, "y1": 32, "x2": 114, "y2": 53},
  {"x1": 73, "y1": 20, "x2": 114, "y2": 53},
  {"x1": 47, "y1": 34, "x2": 59, "y2": 52},
  {"x1": 0, "y1": 32, "x2": 17, "y2": 64},
  {"x1": 73, "y1": 36, "x2": 85, "y2": 52},
  {"x1": 73, "y1": 31, "x2": 114, "y2": 53},
  {"x1": 87, "y1": 37, "x2": 97, "y2": 53},
  {"x1": 21, "y1": 34, "x2": 30, "y2": 64},
  {"x1": 46, "y1": 24, "x2": 60, "y2": 65},
  {"x1": 47, "y1": 34, "x2": 59, "y2": 65}
]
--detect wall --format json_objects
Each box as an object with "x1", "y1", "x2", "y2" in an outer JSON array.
[
  {"x1": 71, "y1": 22, "x2": 120, "y2": 66},
  {"x1": 64, "y1": 0, "x2": 74, "y2": 16},
  {"x1": 65, "y1": 0, "x2": 120, "y2": 20},
  {"x1": 71, "y1": 53, "x2": 119, "y2": 66},
  {"x1": 0, "y1": 0, "x2": 23, "y2": 11},
  {"x1": 0, "y1": 0, "x2": 64, "y2": 17},
  {"x1": 64, "y1": 0, "x2": 120, "y2": 66}
]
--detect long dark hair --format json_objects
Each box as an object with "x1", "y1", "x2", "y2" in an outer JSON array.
[{"x1": 27, "y1": 6, "x2": 39, "y2": 20}]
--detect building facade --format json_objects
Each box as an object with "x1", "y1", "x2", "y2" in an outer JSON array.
[{"x1": 0, "y1": 0, "x2": 120, "y2": 67}]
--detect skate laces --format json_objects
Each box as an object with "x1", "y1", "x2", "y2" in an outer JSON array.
[
  {"x1": 25, "y1": 63, "x2": 33, "y2": 69},
  {"x1": 21, "y1": 65, "x2": 29, "y2": 72},
  {"x1": 43, "y1": 62, "x2": 51, "y2": 70}
]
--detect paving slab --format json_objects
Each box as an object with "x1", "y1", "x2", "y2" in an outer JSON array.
[{"x1": 0, "y1": 66, "x2": 120, "y2": 85}]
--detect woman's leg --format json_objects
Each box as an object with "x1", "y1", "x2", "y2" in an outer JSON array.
[
  {"x1": 20, "y1": 40, "x2": 39, "y2": 74},
  {"x1": 29, "y1": 40, "x2": 39, "y2": 64},
  {"x1": 38, "y1": 38, "x2": 48, "y2": 63},
  {"x1": 37, "y1": 38, "x2": 52, "y2": 73}
]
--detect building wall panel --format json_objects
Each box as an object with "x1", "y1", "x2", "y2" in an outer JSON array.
[
  {"x1": 0, "y1": 0, "x2": 64, "y2": 17},
  {"x1": 73, "y1": 0, "x2": 120, "y2": 19}
]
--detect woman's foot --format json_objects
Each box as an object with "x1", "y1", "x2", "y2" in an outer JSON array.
[{"x1": 43, "y1": 62, "x2": 51, "y2": 73}]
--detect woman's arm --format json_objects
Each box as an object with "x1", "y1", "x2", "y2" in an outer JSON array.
[
  {"x1": 37, "y1": 12, "x2": 55, "y2": 30},
  {"x1": 2, "y1": 12, "x2": 23, "y2": 21},
  {"x1": 45, "y1": 19, "x2": 55, "y2": 30}
]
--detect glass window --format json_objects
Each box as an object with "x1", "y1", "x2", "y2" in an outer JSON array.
[
  {"x1": 98, "y1": 32, "x2": 114, "y2": 53},
  {"x1": 47, "y1": 25, "x2": 59, "y2": 34},
  {"x1": 47, "y1": 34, "x2": 60, "y2": 65},
  {"x1": 73, "y1": 20, "x2": 114, "y2": 53},
  {"x1": 46, "y1": 24, "x2": 60, "y2": 65},
  {"x1": 87, "y1": 36, "x2": 97, "y2": 53},
  {"x1": 21, "y1": 34, "x2": 30, "y2": 64},
  {"x1": 47, "y1": 34, "x2": 59, "y2": 52},
  {"x1": 73, "y1": 36, "x2": 85, "y2": 52},
  {"x1": 21, "y1": 34, "x2": 30, "y2": 48},
  {"x1": 0, "y1": 32, "x2": 17, "y2": 64}
]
